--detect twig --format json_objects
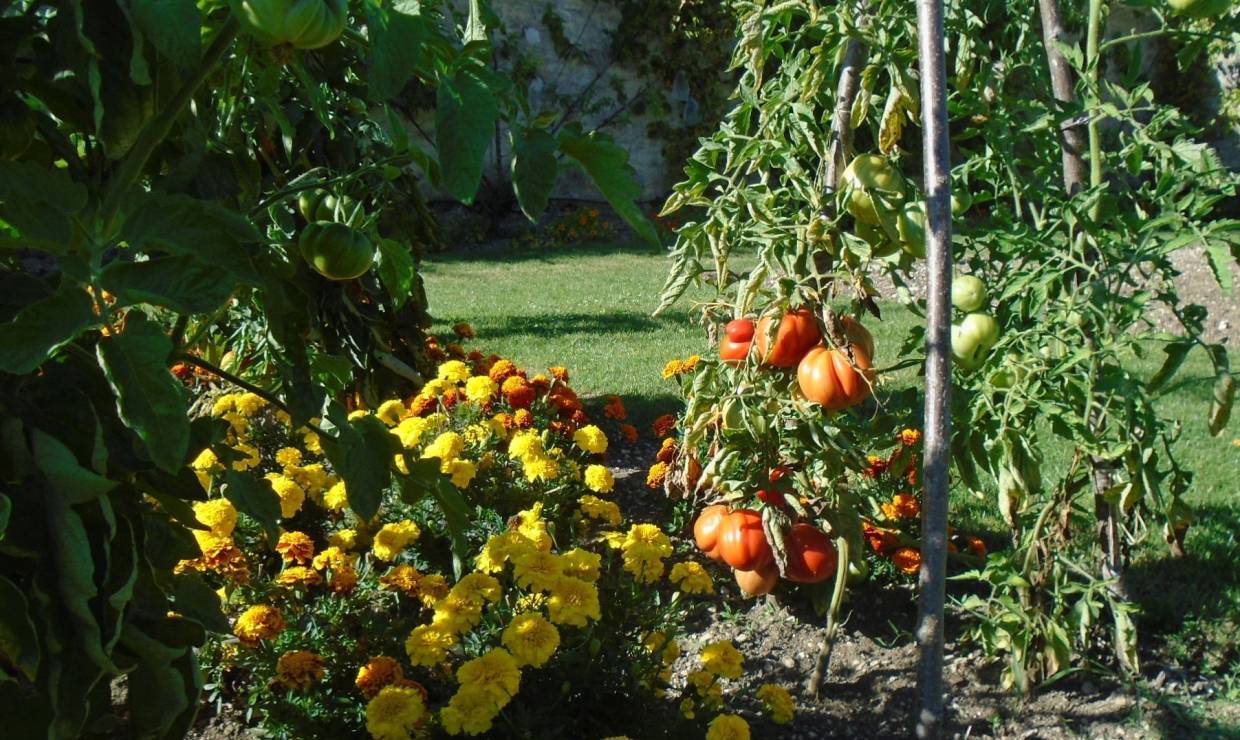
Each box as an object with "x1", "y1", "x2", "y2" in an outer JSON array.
[
  {"x1": 807, "y1": 537, "x2": 851, "y2": 697},
  {"x1": 1035, "y1": 0, "x2": 1087, "y2": 193}
]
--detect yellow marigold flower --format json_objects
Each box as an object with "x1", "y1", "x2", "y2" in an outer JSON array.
[
  {"x1": 502, "y1": 613, "x2": 560, "y2": 667},
  {"x1": 463, "y1": 423, "x2": 491, "y2": 447},
  {"x1": 422, "y1": 431, "x2": 464, "y2": 462},
  {"x1": 447, "y1": 459, "x2": 477, "y2": 489},
  {"x1": 265, "y1": 473, "x2": 306, "y2": 518},
  {"x1": 579, "y1": 495, "x2": 622, "y2": 526},
  {"x1": 405, "y1": 624, "x2": 457, "y2": 666},
  {"x1": 275, "y1": 650, "x2": 324, "y2": 690},
  {"x1": 392, "y1": 416, "x2": 429, "y2": 449},
  {"x1": 373, "y1": 520, "x2": 421, "y2": 561},
  {"x1": 512, "y1": 549, "x2": 563, "y2": 592},
  {"x1": 464, "y1": 376, "x2": 498, "y2": 404},
  {"x1": 456, "y1": 648, "x2": 521, "y2": 708},
  {"x1": 328, "y1": 528, "x2": 359, "y2": 551},
  {"x1": 356, "y1": 656, "x2": 405, "y2": 698},
  {"x1": 191, "y1": 447, "x2": 221, "y2": 473},
  {"x1": 546, "y1": 575, "x2": 601, "y2": 627},
  {"x1": 452, "y1": 572, "x2": 503, "y2": 605},
  {"x1": 623, "y1": 524, "x2": 673, "y2": 559},
  {"x1": 559, "y1": 548, "x2": 601, "y2": 582},
  {"x1": 437, "y1": 360, "x2": 471, "y2": 383},
  {"x1": 274, "y1": 446, "x2": 303, "y2": 469},
  {"x1": 572, "y1": 425, "x2": 608, "y2": 454},
  {"x1": 292, "y1": 463, "x2": 333, "y2": 498},
  {"x1": 706, "y1": 714, "x2": 751, "y2": 740},
  {"x1": 431, "y1": 593, "x2": 484, "y2": 634},
  {"x1": 275, "y1": 566, "x2": 323, "y2": 589},
  {"x1": 700, "y1": 640, "x2": 744, "y2": 679},
  {"x1": 522, "y1": 454, "x2": 559, "y2": 483},
  {"x1": 516, "y1": 504, "x2": 553, "y2": 551},
  {"x1": 365, "y1": 685, "x2": 427, "y2": 740},
  {"x1": 313, "y1": 545, "x2": 359, "y2": 572},
  {"x1": 661, "y1": 358, "x2": 684, "y2": 379},
  {"x1": 440, "y1": 683, "x2": 500, "y2": 736},
  {"x1": 679, "y1": 354, "x2": 701, "y2": 373},
  {"x1": 323, "y1": 480, "x2": 349, "y2": 511},
  {"x1": 646, "y1": 461, "x2": 669, "y2": 488},
  {"x1": 302, "y1": 428, "x2": 323, "y2": 455},
  {"x1": 275, "y1": 531, "x2": 315, "y2": 564},
  {"x1": 669, "y1": 561, "x2": 715, "y2": 595},
  {"x1": 507, "y1": 430, "x2": 543, "y2": 461},
  {"x1": 416, "y1": 573, "x2": 449, "y2": 607},
  {"x1": 234, "y1": 392, "x2": 266, "y2": 417},
  {"x1": 233, "y1": 605, "x2": 284, "y2": 646},
  {"x1": 598, "y1": 530, "x2": 626, "y2": 550},
  {"x1": 548, "y1": 365, "x2": 569, "y2": 382},
  {"x1": 194, "y1": 498, "x2": 237, "y2": 536},
  {"x1": 210, "y1": 393, "x2": 238, "y2": 417},
  {"x1": 380, "y1": 564, "x2": 423, "y2": 598},
  {"x1": 231, "y1": 442, "x2": 261, "y2": 471},
  {"x1": 900, "y1": 427, "x2": 922, "y2": 446},
  {"x1": 376, "y1": 399, "x2": 407, "y2": 426},
  {"x1": 475, "y1": 531, "x2": 536, "y2": 573},
  {"x1": 757, "y1": 683, "x2": 796, "y2": 724},
  {"x1": 348, "y1": 409, "x2": 371, "y2": 422},
  {"x1": 584, "y1": 464, "x2": 615, "y2": 494},
  {"x1": 622, "y1": 552, "x2": 665, "y2": 583}
]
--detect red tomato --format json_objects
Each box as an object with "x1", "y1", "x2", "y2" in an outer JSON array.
[
  {"x1": 796, "y1": 344, "x2": 875, "y2": 411},
  {"x1": 734, "y1": 563, "x2": 779, "y2": 597},
  {"x1": 756, "y1": 488, "x2": 786, "y2": 507},
  {"x1": 693, "y1": 504, "x2": 731, "y2": 561},
  {"x1": 755, "y1": 309, "x2": 821, "y2": 368},
  {"x1": 783, "y1": 524, "x2": 838, "y2": 584},
  {"x1": 716, "y1": 509, "x2": 773, "y2": 571},
  {"x1": 719, "y1": 336, "x2": 752, "y2": 365},
  {"x1": 725, "y1": 318, "x2": 755, "y2": 342}
]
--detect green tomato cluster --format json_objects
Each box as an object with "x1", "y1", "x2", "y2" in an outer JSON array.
[
  {"x1": 949, "y1": 275, "x2": 1001, "y2": 371},
  {"x1": 231, "y1": 0, "x2": 349, "y2": 50},
  {"x1": 298, "y1": 221, "x2": 375, "y2": 280},
  {"x1": 842, "y1": 154, "x2": 973, "y2": 260}
]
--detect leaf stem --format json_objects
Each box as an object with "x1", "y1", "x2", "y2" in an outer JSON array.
[{"x1": 807, "y1": 536, "x2": 850, "y2": 698}]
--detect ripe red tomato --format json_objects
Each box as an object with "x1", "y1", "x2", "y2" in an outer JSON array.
[
  {"x1": 734, "y1": 563, "x2": 779, "y2": 597},
  {"x1": 783, "y1": 524, "x2": 838, "y2": 584},
  {"x1": 755, "y1": 309, "x2": 821, "y2": 368},
  {"x1": 716, "y1": 509, "x2": 773, "y2": 571},
  {"x1": 756, "y1": 488, "x2": 785, "y2": 507},
  {"x1": 693, "y1": 504, "x2": 731, "y2": 561},
  {"x1": 719, "y1": 336, "x2": 752, "y2": 364},
  {"x1": 796, "y1": 344, "x2": 875, "y2": 411},
  {"x1": 725, "y1": 319, "x2": 755, "y2": 342}
]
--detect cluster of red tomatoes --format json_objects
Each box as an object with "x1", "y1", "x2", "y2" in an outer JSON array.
[
  {"x1": 693, "y1": 503, "x2": 839, "y2": 596},
  {"x1": 719, "y1": 309, "x2": 876, "y2": 412}
]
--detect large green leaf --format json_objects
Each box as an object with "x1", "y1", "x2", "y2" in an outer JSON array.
[
  {"x1": 120, "y1": 192, "x2": 261, "y2": 283},
  {"x1": 558, "y1": 126, "x2": 659, "y2": 244},
  {"x1": 398, "y1": 457, "x2": 470, "y2": 579},
  {"x1": 436, "y1": 63, "x2": 498, "y2": 204},
  {"x1": 129, "y1": 0, "x2": 201, "y2": 68},
  {"x1": 511, "y1": 126, "x2": 558, "y2": 221},
  {"x1": 320, "y1": 406, "x2": 395, "y2": 522},
  {"x1": 366, "y1": 0, "x2": 433, "y2": 100},
  {"x1": 172, "y1": 574, "x2": 229, "y2": 633},
  {"x1": 0, "y1": 161, "x2": 89, "y2": 248},
  {"x1": 376, "y1": 237, "x2": 416, "y2": 309},
  {"x1": 0, "y1": 281, "x2": 97, "y2": 375},
  {"x1": 222, "y1": 470, "x2": 281, "y2": 541},
  {"x1": 100, "y1": 255, "x2": 237, "y2": 314},
  {"x1": 0, "y1": 576, "x2": 40, "y2": 682},
  {"x1": 31, "y1": 428, "x2": 117, "y2": 505},
  {"x1": 119, "y1": 622, "x2": 199, "y2": 739},
  {"x1": 96, "y1": 314, "x2": 189, "y2": 473}
]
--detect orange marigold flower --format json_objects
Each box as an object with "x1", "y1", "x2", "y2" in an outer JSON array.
[
  {"x1": 881, "y1": 493, "x2": 921, "y2": 520},
  {"x1": 234, "y1": 605, "x2": 284, "y2": 646},
  {"x1": 446, "y1": 343, "x2": 466, "y2": 359},
  {"x1": 453, "y1": 322, "x2": 476, "y2": 339},
  {"x1": 661, "y1": 359, "x2": 683, "y2": 379},
  {"x1": 863, "y1": 454, "x2": 888, "y2": 478},
  {"x1": 409, "y1": 394, "x2": 436, "y2": 417},
  {"x1": 329, "y1": 566, "x2": 360, "y2": 595},
  {"x1": 652, "y1": 414, "x2": 676, "y2": 438},
  {"x1": 502, "y1": 376, "x2": 535, "y2": 409},
  {"x1": 569, "y1": 409, "x2": 589, "y2": 426},
  {"x1": 965, "y1": 535, "x2": 987, "y2": 558},
  {"x1": 619, "y1": 423, "x2": 639, "y2": 444},
  {"x1": 549, "y1": 366, "x2": 569, "y2": 382},
  {"x1": 656, "y1": 437, "x2": 678, "y2": 464},
  {"x1": 891, "y1": 547, "x2": 922, "y2": 575},
  {"x1": 513, "y1": 408, "x2": 534, "y2": 428},
  {"x1": 441, "y1": 388, "x2": 460, "y2": 410},
  {"x1": 275, "y1": 650, "x2": 325, "y2": 690},
  {"x1": 198, "y1": 539, "x2": 251, "y2": 582},
  {"x1": 530, "y1": 374, "x2": 552, "y2": 395},
  {"x1": 647, "y1": 461, "x2": 670, "y2": 489},
  {"x1": 356, "y1": 656, "x2": 405, "y2": 698},
  {"x1": 862, "y1": 522, "x2": 899, "y2": 554},
  {"x1": 275, "y1": 531, "x2": 315, "y2": 565},
  {"x1": 679, "y1": 355, "x2": 701, "y2": 373},
  {"x1": 900, "y1": 428, "x2": 922, "y2": 446},
  {"x1": 493, "y1": 412, "x2": 514, "y2": 430},
  {"x1": 603, "y1": 395, "x2": 626, "y2": 420},
  {"x1": 275, "y1": 566, "x2": 323, "y2": 589},
  {"x1": 488, "y1": 359, "x2": 518, "y2": 384},
  {"x1": 380, "y1": 564, "x2": 423, "y2": 598},
  {"x1": 549, "y1": 420, "x2": 576, "y2": 438}
]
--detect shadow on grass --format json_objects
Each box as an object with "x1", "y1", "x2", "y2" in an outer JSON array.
[
  {"x1": 426, "y1": 239, "x2": 668, "y2": 266},
  {"x1": 466, "y1": 309, "x2": 695, "y2": 341}
]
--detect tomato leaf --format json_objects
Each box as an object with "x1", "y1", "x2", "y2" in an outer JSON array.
[
  {"x1": 100, "y1": 255, "x2": 236, "y2": 314},
  {"x1": 129, "y1": 0, "x2": 201, "y2": 69},
  {"x1": 511, "y1": 126, "x2": 558, "y2": 221},
  {"x1": 0, "y1": 281, "x2": 97, "y2": 374},
  {"x1": 377, "y1": 237, "x2": 416, "y2": 309},
  {"x1": 558, "y1": 126, "x2": 659, "y2": 244},
  {"x1": 436, "y1": 63, "x2": 498, "y2": 204},
  {"x1": 0, "y1": 575, "x2": 40, "y2": 681},
  {"x1": 0, "y1": 161, "x2": 89, "y2": 249},
  {"x1": 320, "y1": 406, "x2": 395, "y2": 522},
  {"x1": 1147, "y1": 341, "x2": 1193, "y2": 392},
  {"x1": 96, "y1": 314, "x2": 189, "y2": 473},
  {"x1": 120, "y1": 192, "x2": 261, "y2": 283},
  {"x1": 222, "y1": 470, "x2": 281, "y2": 542},
  {"x1": 172, "y1": 574, "x2": 229, "y2": 633},
  {"x1": 366, "y1": 1, "x2": 432, "y2": 100},
  {"x1": 399, "y1": 456, "x2": 471, "y2": 579}
]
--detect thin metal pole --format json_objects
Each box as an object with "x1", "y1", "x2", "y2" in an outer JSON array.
[{"x1": 914, "y1": 0, "x2": 952, "y2": 735}]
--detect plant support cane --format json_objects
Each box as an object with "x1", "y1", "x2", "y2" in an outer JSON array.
[{"x1": 914, "y1": 0, "x2": 953, "y2": 735}]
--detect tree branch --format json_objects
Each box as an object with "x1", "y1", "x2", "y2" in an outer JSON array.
[{"x1": 1036, "y1": 0, "x2": 1088, "y2": 193}]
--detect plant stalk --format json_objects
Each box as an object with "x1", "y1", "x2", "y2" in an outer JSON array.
[
  {"x1": 807, "y1": 536, "x2": 850, "y2": 698},
  {"x1": 914, "y1": 0, "x2": 954, "y2": 735}
]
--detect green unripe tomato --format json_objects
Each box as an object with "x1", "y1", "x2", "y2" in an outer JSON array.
[
  {"x1": 1167, "y1": 0, "x2": 1230, "y2": 17},
  {"x1": 856, "y1": 220, "x2": 901, "y2": 257},
  {"x1": 231, "y1": 0, "x2": 349, "y2": 50},
  {"x1": 842, "y1": 154, "x2": 904, "y2": 226},
  {"x1": 897, "y1": 201, "x2": 927, "y2": 258},
  {"x1": 951, "y1": 313, "x2": 1000, "y2": 370},
  {"x1": 298, "y1": 221, "x2": 375, "y2": 280},
  {"x1": 952, "y1": 275, "x2": 987, "y2": 312},
  {"x1": 297, "y1": 189, "x2": 333, "y2": 222},
  {"x1": 988, "y1": 354, "x2": 1028, "y2": 390},
  {"x1": 950, "y1": 190, "x2": 973, "y2": 216},
  {"x1": 381, "y1": 164, "x2": 402, "y2": 181}
]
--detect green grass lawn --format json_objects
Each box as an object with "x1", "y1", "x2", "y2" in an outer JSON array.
[{"x1": 425, "y1": 239, "x2": 1240, "y2": 681}]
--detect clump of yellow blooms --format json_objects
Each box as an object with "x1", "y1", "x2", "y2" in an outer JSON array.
[
  {"x1": 583, "y1": 464, "x2": 614, "y2": 493},
  {"x1": 669, "y1": 561, "x2": 715, "y2": 595},
  {"x1": 233, "y1": 605, "x2": 284, "y2": 646},
  {"x1": 621, "y1": 523, "x2": 673, "y2": 583},
  {"x1": 275, "y1": 650, "x2": 324, "y2": 690},
  {"x1": 365, "y1": 685, "x2": 427, "y2": 740},
  {"x1": 757, "y1": 683, "x2": 796, "y2": 724},
  {"x1": 372, "y1": 520, "x2": 421, "y2": 561}
]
